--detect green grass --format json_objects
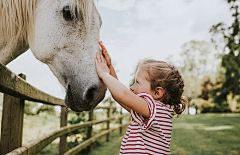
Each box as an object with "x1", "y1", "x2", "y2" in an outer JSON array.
[
  {"x1": 0, "y1": 107, "x2": 129, "y2": 155},
  {"x1": 171, "y1": 113, "x2": 240, "y2": 155},
  {"x1": 1, "y1": 108, "x2": 239, "y2": 155},
  {"x1": 85, "y1": 113, "x2": 240, "y2": 155},
  {"x1": 86, "y1": 127, "x2": 128, "y2": 155}
]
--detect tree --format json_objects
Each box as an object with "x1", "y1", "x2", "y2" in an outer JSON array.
[
  {"x1": 210, "y1": 0, "x2": 240, "y2": 104},
  {"x1": 179, "y1": 40, "x2": 219, "y2": 100},
  {"x1": 24, "y1": 101, "x2": 56, "y2": 115},
  {"x1": 180, "y1": 40, "x2": 219, "y2": 79},
  {"x1": 201, "y1": 76, "x2": 213, "y2": 100}
]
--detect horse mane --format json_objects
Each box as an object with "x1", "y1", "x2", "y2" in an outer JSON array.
[{"x1": 0, "y1": 0, "x2": 92, "y2": 42}]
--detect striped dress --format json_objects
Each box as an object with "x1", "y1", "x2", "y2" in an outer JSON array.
[{"x1": 120, "y1": 93, "x2": 174, "y2": 155}]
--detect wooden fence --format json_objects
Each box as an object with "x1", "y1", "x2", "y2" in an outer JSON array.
[{"x1": 0, "y1": 62, "x2": 130, "y2": 155}]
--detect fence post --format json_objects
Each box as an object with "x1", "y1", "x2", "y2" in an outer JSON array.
[
  {"x1": 119, "y1": 108, "x2": 123, "y2": 134},
  {"x1": 0, "y1": 73, "x2": 25, "y2": 155},
  {"x1": 59, "y1": 107, "x2": 68, "y2": 155},
  {"x1": 87, "y1": 110, "x2": 93, "y2": 151},
  {"x1": 106, "y1": 108, "x2": 110, "y2": 142}
]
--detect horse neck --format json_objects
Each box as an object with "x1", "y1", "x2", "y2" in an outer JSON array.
[
  {"x1": 0, "y1": 0, "x2": 35, "y2": 65},
  {"x1": 0, "y1": 37, "x2": 29, "y2": 65}
]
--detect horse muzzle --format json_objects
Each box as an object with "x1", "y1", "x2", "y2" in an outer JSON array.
[{"x1": 64, "y1": 80, "x2": 106, "y2": 112}]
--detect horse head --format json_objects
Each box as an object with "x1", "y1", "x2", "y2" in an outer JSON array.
[{"x1": 0, "y1": 0, "x2": 107, "y2": 112}]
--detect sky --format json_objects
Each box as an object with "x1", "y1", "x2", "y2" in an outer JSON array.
[{"x1": 5, "y1": 0, "x2": 233, "y2": 101}]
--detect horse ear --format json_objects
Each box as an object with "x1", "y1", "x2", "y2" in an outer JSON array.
[{"x1": 153, "y1": 87, "x2": 164, "y2": 100}]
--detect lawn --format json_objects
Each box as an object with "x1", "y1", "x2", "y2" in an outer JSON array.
[
  {"x1": 1, "y1": 108, "x2": 239, "y2": 155},
  {"x1": 86, "y1": 113, "x2": 240, "y2": 155},
  {"x1": 171, "y1": 113, "x2": 240, "y2": 155}
]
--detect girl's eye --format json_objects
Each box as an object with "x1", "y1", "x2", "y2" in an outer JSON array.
[{"x1": 136, "y1": 80, "x2": 139, "y2": 84}]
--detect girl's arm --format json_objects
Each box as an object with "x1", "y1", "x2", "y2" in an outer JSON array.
[
  {"x1": 109, "y1": 65, "x2": 131, "y2": 113},
  {"x1": 99, "y1": 42, "x2": 131, "y2": 113},
  {"x1": 95, "y1": 53, "x2": 150, "y2": 117}
]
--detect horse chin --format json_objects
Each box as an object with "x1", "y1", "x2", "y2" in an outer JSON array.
[
  {"x1": 64, "y1": 84, "x2": 107, "y2": 112},
  {"x1": 64, "y1": 95, "x2": 105, "y2": 112}
]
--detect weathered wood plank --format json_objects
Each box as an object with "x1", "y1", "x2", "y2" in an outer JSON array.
[
  {"x1": 6, "y1": 114, "x2": 130, "y2": 155},
  {"x1": 59, "y1": 107, "x2": 68, "y2": 155},
  {"x1": 120, "y1": 108, "x2": 123, "y2": 134},
  {"x1": 106, "y1": 108, "x2": 110, "y2": 142},
  {"x1": 0, "y1": 62, "x2": 65, "y2": 106},
  {"x1": 87, "y1": 110, "x2": 93, "y2": 151},
  {"x1": 0, "y1": 74, "x2": 25, "y2": 155},
  {"x1": 95, "y1": 106, "x2": 120, "y2": 109},
  {"x1": 64, "y1": 123, "x2": 130, "y2": 155}
]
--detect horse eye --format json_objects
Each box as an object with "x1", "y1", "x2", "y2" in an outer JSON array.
[{"x1": 62, "y1": 6, "x2": 73, "y2": 21}]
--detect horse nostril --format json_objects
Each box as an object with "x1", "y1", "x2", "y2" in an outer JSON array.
[
  {"x1": 65, "y1": 84, "x2": 79, "y2": 112},
  {"x1": 84, "y1": 86, "x2": 97, "y2": 103}
]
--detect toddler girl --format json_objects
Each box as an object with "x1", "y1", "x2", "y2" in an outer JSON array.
[{"x1": 95, "y1": 41, "x2": 187, "y2": 155}]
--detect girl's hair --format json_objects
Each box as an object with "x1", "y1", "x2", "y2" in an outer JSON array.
[{"x1": 140, "y1": 59, "x2": 187, "y2": 115}]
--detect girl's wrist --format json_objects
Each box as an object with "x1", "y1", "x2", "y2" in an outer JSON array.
[{"x1": 100, "y1": 72, "x2": 110, "y2": 79}]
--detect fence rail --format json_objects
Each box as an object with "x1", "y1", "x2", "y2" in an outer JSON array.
[
  {"x1": 0, "y1": 62, "x2": 130, "y2": 155},
  {"x1": 0, "y1": 62, "x2": 64, "y2": 106}
]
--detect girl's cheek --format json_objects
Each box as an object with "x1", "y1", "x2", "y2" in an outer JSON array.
[{"x1": 134, "y1": 86, "x2": 138, "y2": 93}]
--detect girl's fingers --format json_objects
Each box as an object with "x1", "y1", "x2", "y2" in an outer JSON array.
[
  {"x1": 98, "y1": 41, "x2": 109, "y2": 57},
  {"x1": 100, "y1": 54, "x2": 105, "y2": 63},
  {"x1": 102, "y1": 55, "x2": 107, "y2": 64},
  {"x1": 96, "y1": 52, "x2": 101, "y2": 63},
  {"x1": 95, "y1": 57, "x2": 98, "y2": 64},
  {"x1": 99, "y1": 41, "x2": 107, "y2": 51}
]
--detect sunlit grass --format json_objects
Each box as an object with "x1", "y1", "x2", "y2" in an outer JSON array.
[
  {"x1": 171, "y1": 113, "x2": 240, "y2": 155},
  {"x1": 87, "y1": 113, "x2": 240, "y2": 155},
  {"x1": 1, "y1": 106, "x2": 239, "y2": 155}
]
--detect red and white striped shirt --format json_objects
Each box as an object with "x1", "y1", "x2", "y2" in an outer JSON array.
[{"x1": 120, "y1": 93, "x2": 174, "y2": 155}]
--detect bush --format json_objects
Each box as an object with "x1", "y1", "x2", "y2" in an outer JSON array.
[
  {"x1": 24, "y1": 101, "x2": 56, "y2": 115},
  {"x1": 200, "y1": 99, "x2": 231, "y2": 113},
  {"x1": 200, "y1": 100, "x2": 215, "y2": 113}
]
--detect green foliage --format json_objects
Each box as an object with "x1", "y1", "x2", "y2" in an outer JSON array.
[
  {"x1": 67, "y1": 111, "x2": 87, "y2": 143},
  {"x1": 36, "y1": 104, "x2": 56, "y2": 115},
  {"x1": 199, "y1": 99, "x2": 231, "y2": 113},
  {"x1": 66, "y1": 111, "x2": 101, "y2": 154},
  {"x1": 180, "y1": 40, "x2": 218, "y2": 79},
  {"x1": 24, "y1": 101, "x2": 56, "y2": 115},
  {"x1": 200, "y1": 100, "x2": 215, "y2": 113},
  {"x1": 24, "y1": 101, "x2": 40, "y2": 115},
  {"x1": 103, "y1": 96, "x2": 120, "y2": 114},
  {"x1": 201, "y1": 76, "x2": 213, "y2": 100},
  {"x1": 179, "y1": 40, "x2": 220, "y2": 101},
  {"x1": 103, "y1": 96, "x2": 116, "y2": 106},
  {"x1": 210, "y1": 0, "x2": 240, "y2": 104}
]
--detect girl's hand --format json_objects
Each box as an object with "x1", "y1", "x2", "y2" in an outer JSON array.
[
  {"x1": 98, "y1": 41, "x2": 112, "y2": 67},
  {"x1": 95, "y1": 52, "x2": 110, "y2": 79}
]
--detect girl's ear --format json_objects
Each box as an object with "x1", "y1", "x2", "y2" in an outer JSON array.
[{"x1": 153, "y1": 87, "x2": 164, "y2": 100}]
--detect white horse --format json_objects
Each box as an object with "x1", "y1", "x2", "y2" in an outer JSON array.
[{"x1": 0, "y1": 0, "x2": 107, "y2": 112}]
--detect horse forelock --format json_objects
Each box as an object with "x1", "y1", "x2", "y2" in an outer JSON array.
[
  {"x1": 0, "y1": 0, "x2": 36, "y2": 42},
  {"x1": 70, "y1": 0, "x2": 93, "y2": 29},
  {"x1": 0, "y1": 0, "x2": 93, "y2": 42}
]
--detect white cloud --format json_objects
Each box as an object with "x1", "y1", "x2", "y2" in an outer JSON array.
[
  {"x1": 97, "y1": 0, "x2": 135, "y2": 11},
  {"x1": 134, "y1": 0, "x2": 232, "y2": 34},
  {"x1": 100, "y1": 0, "x2": 233, "y2": 86}
]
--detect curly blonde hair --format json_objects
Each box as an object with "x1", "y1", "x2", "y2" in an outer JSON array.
[{"x1": 140, "y1": 59, "x2": 187, "y2": 115}]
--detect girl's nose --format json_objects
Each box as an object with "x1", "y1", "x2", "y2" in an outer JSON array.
[{"x1": 130, "y1": 85, "x2": 134, "y2": 92}]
